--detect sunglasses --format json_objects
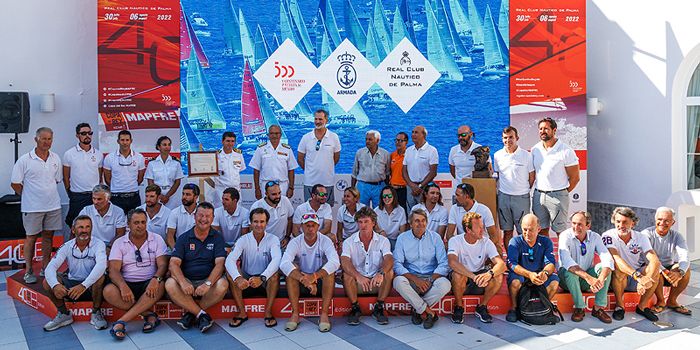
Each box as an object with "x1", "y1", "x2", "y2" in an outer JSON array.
[
  {"x1": 580, "y1": 241, "x2": 587, "y2": 256},
  {"x1": 315, "y1": 191, "x2": 328, "y2": 197},
  {"x1": 302, "y1": 213, "x2": 319, "y2": 220},
  {"x1": 78, "y1": 131, "x2": 94, "y2": 136},
  {"x1": 135, "y1": 245, "x2": 152, "y2": 267},
  {"x1": 71, "y1": 245, "x2": 91, "y2": 260},
  {"x1": 527, "y1": 247, "x2": 535, "y2": 262},
  {"x1": 394, "y1": 138, "x2": 407, "y2": 142},
  {"x1": 315, "y1": 139, "x2": 322, "y2": 151},
  {"x1": 425, "y1": 182, "x2": 439, "y2": 189},
  {"x1": 265, "y1": 180, "x2": 279, "y2": 189},
  {"x1": 457, "y1": 133, "x2": 470, "y2": 137},
  {"x1": 118, "y1": 154, "x2": 134, "y2": 166},
  {"x1": 382, "y1": 193, "x2": 393, "y2": 199}
]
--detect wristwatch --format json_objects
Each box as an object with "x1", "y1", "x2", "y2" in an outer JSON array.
[
  {"x1": 204, "y1": 280, "x2": 212, "y2": 286},
  {"x1": 488, "y1": 270, "x2": 495, "y2": 278},
  {"x1": 543, "y1": 270, "x2": 550, "y2": 277},
  {"x1": 152, "y1": 276, "x2": 163, "y2": 283},
  {"x1": 633, "y1": 271, "x2": 642, "y2": 280},
  {"x1": 679, "y1": 269, "x2": 686, "y2": 277},
  {"x1": 260, "y1": 275, "x2": 267, "y2": 283}
]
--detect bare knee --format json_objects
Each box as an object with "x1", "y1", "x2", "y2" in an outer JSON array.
[{"x1": 164, "y1": 277, "x2": 179, "y2": 292}]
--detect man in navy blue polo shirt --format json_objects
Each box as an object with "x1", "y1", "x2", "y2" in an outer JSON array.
[
  {"x1": 165, "y1": 202, "x2": 229, "y2": 333},
  {"x1": 505, "y1": 213, "x2": 559, "y2": 322}
]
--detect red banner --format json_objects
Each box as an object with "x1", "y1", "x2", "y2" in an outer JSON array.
[{"x1": 99, "y1": 110, "x2": 180, "y2": 131}]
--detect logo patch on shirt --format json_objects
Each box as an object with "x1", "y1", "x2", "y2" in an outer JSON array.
[
  {"x1": 189, "y1": 244, "x2": 196, "y2": 251},
  {"x1": 206, "y1": 243, "x2": 214, "y2": 250},
  {"x1": 629, "y1": 243, "x2": 641, "y2": 255}
]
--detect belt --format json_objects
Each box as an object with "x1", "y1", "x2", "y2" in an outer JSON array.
[
  {"x1": 71, "y1": 191, "x2": 92, "y2": 195},
  {"x1": 112, "y1": 191, "x2": 139, "y2": 197},
  {"x1": 360, "y1": 180, "x2": 384, "y2": 185},
  {"x1": 536, "y1": 188, "x2": 567, "y2": 194},
  {"x1": 390, "y1": 184, "x2": 406, "y2": 189}
]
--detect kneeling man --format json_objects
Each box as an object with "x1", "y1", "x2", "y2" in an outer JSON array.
[
  {"x1": 449, "y1": 212, "x2": 506, "y2": 324},
  {"x1": 341, "y1": 206, "x2": 394, "y2": 326}
]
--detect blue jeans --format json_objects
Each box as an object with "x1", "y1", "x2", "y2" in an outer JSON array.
[{"x1": 357, "y1": 181, "x2": 384, "y2": 208}]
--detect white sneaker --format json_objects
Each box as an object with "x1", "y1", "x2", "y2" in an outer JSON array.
[
  {"x1": 90, "y1": 310, "x2": 108, "y2": 330},
  {"x1": 44, "y1": 312, "x2": 73, "y2": 331},
  {"x1": 23, "y1": 272, "x2": 37, "y2": 284},
  {"x1": 39, "y1": 269, "x2": 45, "y2": 277}
]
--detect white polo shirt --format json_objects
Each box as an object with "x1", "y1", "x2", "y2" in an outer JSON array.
[
  {"x1": 493, "y1": 146, "x2": 534, "y2": 195},
  {"x1": 602, "y1": 229, "x2": 653, "y2": 270},
  {"x1": 103, "y1": 150, "x2": 146, "y2": 193},
  {"x1": 63, "y1": 144, "x2": 103, "y2": 193},
  {"x1": 11, "y1": 149, "x2": 62, "y2": 212},
  {"x1": 44, "y1": 238, "x2": 107, "y2": 289},
  {"x1": 531, "y1": 140, "x2": 579, "y2": 192},
  {"x1": 137, "y1": 203, "x2": 171, "y2": 240},
  {"x1": 166, "y1": 205, "x2": 196, "y2": 238},
  {"x1": 411, "y1": 203, "x2": 448, "y2": 233},
  {"x1": 336, "y1": 203, "x2": 366, "y2": 239},
  {"x1": 374, "y1": 206, "x2": 407, "y2": 240},
  {"x1": 293, "y1": 201, "x2": 333, "y2": 227},
  {"x1": 280, "y1": 233, "x2": 340, "y2": 275},
  {"x1": 341, "y1": 231, "x2": 392, "y2": 277},
  {"x1": 213, "y1": 205, "x2": 250, "y2": 245},
  {"x1": 448, "y1": 142, "x2": 488, "y2": 182},
  {"x1": 297, "y1": 129, "x2": 341, "y2": 186},
  {"x1": 214, "y1": 148, "x2": 246, "y2": 191},
  {"x1": 447, "y1": 234, "x2": 499, "y2": 272},
  {"x1": 225, "y1": 232, "x2": 281, "y2": 280},
  {"x1": 250, "y1": 196, "x2": 294, "y2": 240},
  {"x1": 448, "y1": 201, "x2": 495, "y2": 235},
  {"x1": 403, "y1": 142, "x2": 439, "y2": 183},
  {"x1": 249, "y1": 142, "x2": 298, "y2": 182},
  {"x1": 79, "y1": 203, "x2": 127, "y2": 245},
  {"x1": 144, "y1": 155, "x2": 184, "y2": 192}
]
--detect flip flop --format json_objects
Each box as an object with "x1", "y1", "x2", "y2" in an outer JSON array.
[
  {"x1": 668, "y1": 305, "x2": 692, "y2": 316},
  {"x1": 228, "y1": 316, "x2": 249, "y2": 328},
  {"x1": 264, "y1": 317, "x2": 277, "y2": 328},
  {"x1": 110, "y1": 321, "x2": 127, "y2": 340},
  {"x1": 318, "y1": 322, "x2": 331, "y2": 332},
  {"x1": 285, "y1": 321, "x2": 299, "y2": 332},
  {"x1": 651, "y1": 305, "x2": 666, "y2": 313},
  {"x1": 142, "y1": 312, "x2": 161, "y2": 333}
]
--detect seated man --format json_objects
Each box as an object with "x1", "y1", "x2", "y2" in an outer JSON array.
[
  {"x1": 558, "y1": 211, "x2": 614, "y2": 323},
  {"x1": 165, "y1": 202, "x2": 229, "y2": 333},
  {"x1": 393, "y1": 208, "x2": 451, "y2": 329},
  {"x1": 448, "y1": 212, "x2": 506, "y2": 324},
  {"x1": 42, "y1": 215, "x2": 107, "y2": 331},
  {"x1": 225, "y1": 208, "x2": 281, "y2": 328},
  {"x1": 280, "y1": 213, "x2": 340, "y2": 333},
  {"x1": 79, "y1": 184, "x2": 126, "y2": 247},
  {"x1": 104, "y1": 208, "x2": 168, "y2": 339},
  {"x1": 506, "y1": 214, "x2": 559, "y2": 322},
  {"x1": 213, "y1": 187, "x2": 250, "y2": 248},
  {"x1": 603, "y1": 207, "x2": 661, "y2": 322},
  {"x1": 341, "y1": 206, "x2": 394, "y2": 326},
  {"x1": 642, "y1": 207, "x2": 692, "y2": 315}
]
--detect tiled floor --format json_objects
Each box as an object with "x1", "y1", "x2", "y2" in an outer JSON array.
[{"x1": 3, "y1": 262, "x2": 700, "y2": 349}]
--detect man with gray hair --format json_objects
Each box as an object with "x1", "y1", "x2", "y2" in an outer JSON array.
[
  {"x1": 79, "y1": 184, "x2": 127, "y2": 248},
  {"x1": 641, "y1": 207, "x2": 692, "y2": 316},
  {"x1": 402, "y1": 126, "x2": 439, "y2": 210},
  {"x1": 11, "y1": 127, "x2": 63, "y2": 284},
  {"x1": 352, "y1": 129, "x2": 390, "y2": 208}
]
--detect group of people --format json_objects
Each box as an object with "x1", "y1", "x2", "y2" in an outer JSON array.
[{"x1": 8, "y1": 111, "x2": 692, "y2": 338}]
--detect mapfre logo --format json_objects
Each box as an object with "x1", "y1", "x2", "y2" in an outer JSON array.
[{"x1": 17, "y1": 287, "x2": 39, "y2": 309}]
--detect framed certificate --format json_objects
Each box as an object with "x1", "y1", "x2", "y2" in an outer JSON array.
[{"x1": 187, "y1": 151, "x2": 219, "y2": 177}]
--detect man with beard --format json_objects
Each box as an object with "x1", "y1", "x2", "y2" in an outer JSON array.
[
  {"x1": 293, "y1": 184, "x2": 333, "y2": 238},
  {"x1": 103, "y1": 130, "x2": 146, "y2": 214},
  {"x1": 402, "y1": 126, "x2": 439, "y2": 210},
  {"x1": 63, "y1": 123, "x2": 103, "y2": 228},
  {"x1": 352, "y1": 130, "x2": 390, "y2": 208},
  {"x1": 213, "y1": 187, "x2": 250, "y2": 247},
  {"x1": 449, "y1": 125, "x2": 491, "y2": 191},
  {"x1": 79, "y1": 184, "x2": 127, "y2": 248},
  {"x1": 447, "y1": 183, "x2": 499, "y2": 253},
  {"x1": 166, "y1": 183, "x2": 199, "y2": 249},
  {"x1": 411, "y1": 182, "x2": 448, "y2": 237},
  {"x1": 297, "y1": 109, "x2": 341, "y2": 202},
  {"x1": 250, "y1": 181, "x2": 295, "y2": 248},
  {"x1": 531, "y1": 117, "x2": 580, "y2": 236},
  {"x1": 138, "y1": 184, "x2": 171, "y2": 242},
  {"x1": 250, "y1": 125, "x2": 298, "y2": 199}
]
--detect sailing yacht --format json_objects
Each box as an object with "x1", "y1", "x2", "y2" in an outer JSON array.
[
  {"x1": 498, "y1": 0, "x2": 509, "y2": 48},
  {"x1": 222, "y1": 0, "x2": 242, "y2": 56},
  {"x1": 448, "y1": 0, "x2": 471, "y2": 37},
  {"x1": 180, "y1": 6, "x2": 209, "y2": 68},
  {"x1": 480, "y1": 4, "x2": 509, "y2": 76},
  {"x1": 467, "y1": 0, "x2": 484, "y2": 52},
  {"x1": 425, "y1": 0, "x2": 463, "y2": 81},
  {"x1": 343, "y1": 0, "x2": 367, "y2": 52},
  {"x1": 433, "y1": 0, "x2": 471, "y2": 63},
  {"x1": 190, "y1": 13, "x2": 208, "y2": 28},
  {"x1": 363, "y1": 14, "x2": 392, "y2": 106},
  {"x1": 185, "y1": 49, "x2": 227, "y2": 130}
]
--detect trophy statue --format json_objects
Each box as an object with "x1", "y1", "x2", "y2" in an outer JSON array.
[{"x1": 471, "y1": 146, "x2": 491, "y2": 178}]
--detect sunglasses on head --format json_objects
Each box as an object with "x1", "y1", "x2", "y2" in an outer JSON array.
[
  {"x1": 302, "y1": 213, "x2": 319, "y2": 220},
  {"x1": 425, "y1": 182, "x2": 439, "y2": 189},
  {"x1": 265, "y1": 180, "x2": 279, "y2": 189},
  {"x1": 527, "y1": 247, "x2": 535, "y2": 262},
  {"x1": 315, "y1": 139, "x2": 322, "y2": 151},
  {"x1": 78, "y1": 131, "x2": 94, "y2": 136}
]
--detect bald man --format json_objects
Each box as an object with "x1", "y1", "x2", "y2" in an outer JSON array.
[
  {"x1": 402, "y1": 126, "x2": 439, "y2": 210},
  {"x1": 449, "y1": 125, "x2": 491, "y2": 192}
]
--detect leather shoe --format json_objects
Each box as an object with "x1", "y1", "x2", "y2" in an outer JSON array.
[
  {"x1": 571, "y1": 308, "x2": 585, "y2": 322},
  {"x1": 591, "y1": 308, "x2": 612, "y2": 324}
]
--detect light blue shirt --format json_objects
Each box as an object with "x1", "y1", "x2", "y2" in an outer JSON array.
[{"x1": 393, "y1": 229, "x2": 450, "y2": 276}]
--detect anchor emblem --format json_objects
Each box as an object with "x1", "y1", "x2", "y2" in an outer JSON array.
[{"x1": 336, "y1": 51, "x2": 357, "y2": 89}]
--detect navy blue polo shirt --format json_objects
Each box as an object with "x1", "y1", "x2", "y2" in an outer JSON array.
[
  {"x1": 172, "y1": 228, "x2": 226, "y2": 281},
  {"x1": 507, "y1": 235, "x2": 555, "y2": 272}
]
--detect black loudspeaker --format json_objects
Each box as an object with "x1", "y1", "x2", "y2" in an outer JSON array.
[{"x1": 0, "y1": 92, "x2": 30, "y2": 134}]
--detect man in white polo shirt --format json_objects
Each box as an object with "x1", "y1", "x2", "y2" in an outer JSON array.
[
  {"x1": 213, "y1": 187, "x2": 250, "y2": 247},
  {"x1": 250, "y1": 125, "x2": 298, "y2": 199},
  {"x1": 402, "y1": 125, "x2": 438, "y2": 210},
  {"x1": 63, "y1": 122, "x2": 103, "y2": 228},
  {"x1": 448, "y1": 125, "x2": 491, "y2": 190},
  {"x1": 79, "y1": 184, "x2": 127, "y2": 248},
  {"x1": 531, "y1": 117, "x2": 580, "y2": 236},
  {"x1": 292, "y1": 184, "x2": 333, "y2": 237},
  {"x1": 207, "y1": 132, "x2": 246, "y2": 207},
  {"x1": 447, "y1": 183, "x2": 499, "y2": 253},
  {"x1": 250, "y1": 182, "x2": 294, "y2": 248},
  {"x1": 411, "y1": 182, "x2": 448, "y2": 237},
  {"x1": 11, "y1": 127, "x2": 63, "y2": 284},
  {"x1": 138, "y1": 184, "x2": 171, "y2": 241},
  {"x1": 225, "y1": 208, "x2": 281, "y2": 328},
  {"x1": 103, "y1": 130, "x2": 146, "y2": 214},
  {"x1": 297, "y1": 109, "x2": 341, "y2": 202},
  {"x1": 166, "y1": 183, "x2": 199, "y2": 249},
  {"x1": 493, "y1": 126, "x2": 534, "y2": 248}
]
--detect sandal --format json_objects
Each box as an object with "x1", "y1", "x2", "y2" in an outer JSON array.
[
  {"x1": 651, "y1": 305, "x2": 666, "y2": 313},
  {"x1": 668, "y1": 305, "x2": 693, "y2": 316},
  {"x1": 228, "y1": 316, "x2": 249, "y2": 328},
  {"x1": 110, "y1": 321, "x2": 127, "y2": 340},
  {"x1": 285, "y1": 321, "x2": 299, "y2": 332},
  {"x1": 264, "y1": 317, "x2": 277, "y2": 328},
  {"x1": 318, "y1": 322, "x2": 331, "y2": 332},
  {"x1": 142, "y1": 312, "x2": 161, "y2": 333}
]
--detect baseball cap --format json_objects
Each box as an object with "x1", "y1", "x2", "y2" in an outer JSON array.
[{"x1": 301, "y1": 213, "x2": 319, "y2": 224}]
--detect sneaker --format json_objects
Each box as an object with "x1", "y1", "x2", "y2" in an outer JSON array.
[
  {"x1": 475, "y1": 305, "x2": 493, "y2": 323},
  {"x1": 423, "y1": 313, "x2": 438, "y2": 329},
  {"x1": 90, "y1": 310, "x2": 108, "y2": 330},
  {"x1": 177, "y1": 312, "x2": 195, "y2": 330},
  {"x1": 612, "y1": 307, "x2": 625, "y2": 321},
  {"x1": 198, "y1": 313, "x2": 214, "y2": 333},
  {"x1": 506, "y1": 309, "x2": 518, "y2": 322},
  {"x1": 372, "y1": 302, "x2": 389, "y2": 325},
  {"x1": 39, "y1": 269, "x2": 45, "y2": 277},
  {"x1": 411, "y1": 308, "x2": 423, "y2": 325},
  {"x1": 347, "y1": 303, "x2": 361, "y2": 325},
  {"x1": 591, "y1": 308, "x2": 612, "y2": 324},
  {"x1": 451, "y1": 306, "x2": 464, "y2": 324},
  {"x1": 43, "y1": 312, "x2": 73, "y2": 331},
  {"x1": 24, "y1": 272, "x2": 37, "y2": 284},
  {"x1": 635, "y1": 307, "x2": 659, "y2": 322}
]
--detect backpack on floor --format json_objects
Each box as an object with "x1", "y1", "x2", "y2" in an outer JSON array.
[{"x1": 516, "y1": 281, "x2": 564, "y2": 325}]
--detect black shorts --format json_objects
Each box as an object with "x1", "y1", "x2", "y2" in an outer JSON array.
[
  {"x1": 62, "y1": 278, "x2": 93, "y2": 302},
  {"x1": 125, "y1": 280, "x2": 151, "y2": 300},
  {"x1": 239, "y1": 272, "x2": 269, "y2": 298},
  {"x1": 299, "y1": 278, "x2": 325, "y2": 297}
]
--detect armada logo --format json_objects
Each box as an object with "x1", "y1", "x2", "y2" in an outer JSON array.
[{"x1": 336, "y1": 52, "x2": 357, "y2": 90}]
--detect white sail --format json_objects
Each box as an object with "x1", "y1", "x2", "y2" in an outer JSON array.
[
  {"x1": 498, "y1": 0, "x2": 509, "y2": 48},
  {"x1": 448, "y1": 0, "x2": 471, "y2": 37},
  {"x1": 481, "y1": 4, "x2": 509, "y2": 75},
  {"x1": 436, "y1": 0, "x2": 470, "y2": 63},
  {"x1": 288, "y1": 0, "x2": 315, "y2": 54},
  {"x1": 392, "y1": 5, "x2": 409, "y2": 48},
  {"x1": 425, "y1": 0, "x2": 463, "y2": 81},
  {"x1": 344, "y1": 0, "x2": 367, "y2": 52},
  {"x1": 372, "y1": 0, "x2": 392, "y2": 55},
  {"x1": 467, "y1": 0, "x2": 484, "y2": 50},
  {"x1": 239, "y1": 9, "x2": 255, "y2": 65}
]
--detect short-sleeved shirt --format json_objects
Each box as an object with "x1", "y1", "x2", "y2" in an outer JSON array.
[
  {"x1": 214, "y1": 148, "x2": 246, "y2": 190},
  {"x1": 448, "y1": 201, "x2": 495, "y2": 235},
  {"x1": 109, "y1": 232, "x2": 167, "y2": 282},
  {"x1": 493, "y1": 146, "x2": 534, "y2": 195},
  {"x1": 280, "y1": 234, "x2": 340, "y2": 275},
  {"x1": 412, "y1": 203, "x2": 448, "y2": 233},
  {"x1": 448, "y1": 235, "x2": 499, "y2": 272},
  {"x1": 337, "y1": 203, "x2": 366, "y2": 239},
  {"x1": 298, "y1": 130, "x2": 341, "y2": 186},
  {"x1": 225, "y1": 232, "x2": 281, "y2": 279},
  {"x1": 103, "y1": 150, "x2": 146, "y2": 193},
  {"x1": 249, "y1": 142, "x2": 298, "y2": 182},
  {"x1": 448, "y1": 142, "x2": 487, "y2": 182},
  {"x1": 640, "y1": 227, "x2": 690, "y2": 272},
  {"x1": 352, "y1": 147, "x2": 390, "y2": 183},
  {"x1": 79, "y1": 204, "x2": 127, "y2": 245},
  {"x1": 342, "y1": 232, "x2": 392, "y2": 277},
  {"x1": 531, "y1": 140, "x2": 579, "y2": 192},
  {"x1": 293, "y1": 201, "x2": 333, "y2": 227},
  {"x1": 213, "y1": 205, "x2": 250, "y2": 246},
  {"x1": 137, "y1": 204, "x2": 171, "y2": 240},
  {"x1": 144, "y1": 156, "x2": 184, "y2": 191},
  {"x1": 602, "y1": 229, "x2": 653, "y2": 270},
  {"x1": 63, "y1": 145, "x2": 103, "y2": 193},
  {"x1": 172, "y1": 228, "x2": 227, "y2": 280},
  {"x1": 11, "y1": 149, "x2": 62, "y2": 212},
  {"x1": 403, "y1": 142, "x2": 439, "y2": 183},
  {"x1": 507, "y1": 235, "x2": 555, "y2": 272},
  {"x1": 167, "y1": 205, "x2": 196, "y2": 238},
  {"x1": 374, "y1": 206, "x2": 407, "y2": 240},
  {"x1": 250, "y1": 197, "x2": 295, "y2": 240},
  {"x1": 389, "y1": 151, "x2": 406, "y2": 186}
]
